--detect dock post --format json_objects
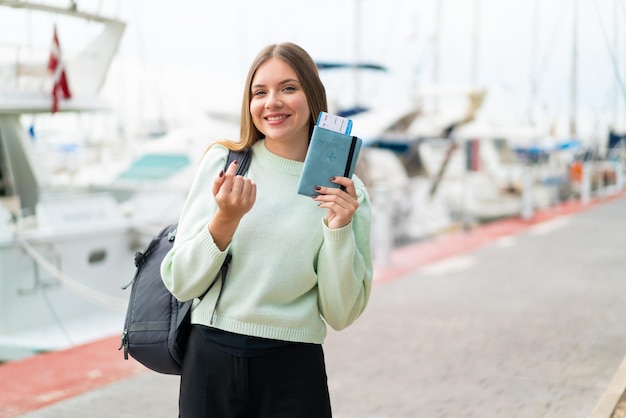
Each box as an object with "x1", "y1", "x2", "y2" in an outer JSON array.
[
  {"x1": 581, "y1": 162, "x2": 592, "y2": 204},
  {"x1": 615, "y1": 161, "x2": 624, "y2": 191},
  {"x1": 521, "y1": 165, "x2": 534, "y2": 220},
  {"x1": 372, "y1": 182, "x2": 392, "y2": 268}
]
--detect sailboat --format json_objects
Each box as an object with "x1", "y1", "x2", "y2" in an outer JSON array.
[{"x1": 0, "y1": 1, "x2": 148, "y2": 361}]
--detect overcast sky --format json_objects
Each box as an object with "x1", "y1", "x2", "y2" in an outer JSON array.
[{"x1": 1, "y1": 0, "x2": 625, "y2": 140}]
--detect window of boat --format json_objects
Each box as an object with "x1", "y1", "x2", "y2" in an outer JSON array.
[
  {"x1": 493, "y1": 139, "x2": 520, "y2": 165},
  {"x1": 117, "y1": 154, "x2": 191, "y2": 180}
]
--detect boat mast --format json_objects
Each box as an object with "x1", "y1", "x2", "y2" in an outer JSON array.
[
  {"x1": 433, "y1": 0, "x2": 443, "y2": 112},
  {"x1": 353, "y1": 0, "x2": 361, "y2": 110},
  {"x1": 528, "y1": 0, "x2": 539, "y2": 126},
  {"x1": 569, "y1": 0, "x2": 578, "y2": 137},
  {"x1": 470, "y1": 0, "x2": 480, "y2": 85},
  {"x1": 613, "y1": 0, "x2": 619, "y2": 128}
]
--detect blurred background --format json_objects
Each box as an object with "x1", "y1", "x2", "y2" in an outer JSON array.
[
  {"x1": 2, "y1": 0, "x2": 625, "y2": 266},
  {"x1": 2, "y1": 0, "x2": 625, "y2": 141}
]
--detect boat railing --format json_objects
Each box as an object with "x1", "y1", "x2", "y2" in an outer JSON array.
[
  {"x1": 0, "y1": 2, "x2": 126, "y2": 99},
  {"x1": 0, "y1": 42, "x2": 54, "y2": 94}
]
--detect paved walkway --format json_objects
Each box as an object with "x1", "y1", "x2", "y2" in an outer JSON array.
[{"x1": 2, "y1": 192, "x2": 626, "y2": 418}]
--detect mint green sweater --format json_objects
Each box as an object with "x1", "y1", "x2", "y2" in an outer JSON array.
[{"x1": 161, "y1": 141, "x2": 373, "y2": 344}]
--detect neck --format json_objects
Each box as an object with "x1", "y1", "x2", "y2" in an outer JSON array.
[{"x1": 264, "y1": 137, "x2": 309, "y2": 162}]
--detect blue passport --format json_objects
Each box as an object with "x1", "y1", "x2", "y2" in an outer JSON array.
[{"x1": 297, "y1": 125, "x2": 362, "y2": 196}]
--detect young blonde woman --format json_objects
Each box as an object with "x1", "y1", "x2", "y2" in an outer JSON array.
[{"x1": 161, "y1": 42, "x2": 373, "y2": 418}]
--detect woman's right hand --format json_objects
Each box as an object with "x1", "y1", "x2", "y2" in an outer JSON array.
[{"x1": 209, "y1": 159, "x2": 256, "y2": 250}]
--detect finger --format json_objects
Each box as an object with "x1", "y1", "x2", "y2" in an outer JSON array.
[
  {"x1": 225, "y1": 159, "x2": 240, "y2": 176},
  {"x1": 316, "y1": 199, "x2": 354, "y2": 229},
  {"x1": 329, "y1": 176, "x2": 357, "y2": 196},
  {"x1": 319, "y1": 196, "x2": 357, "y2": 212},
  {"x1": 231, "y1": 175, "x2": 245, "y2": 194},
  {"x1": 227, "y1": 179, "x2": 256, "y2": 216},
  {"x1": 315, "y1": 186, "x2": 359, "y2": 212},
  {"x1": 239, "y1": 179, "x2": 257, "y2": 205},
  {"x1": 313, "y1": 184, "x2": 342, "y2": 197},
  {"x1": 249, "y1": 181, "x2": 257, "y2": 202},
  {"x1": 219, "y1": 159, "x2": 241, "y2": 194},
  {"x1": 231, "y1": 177, "x2": 256, "y2": 201},
  {"x1": 314, "y1": 185, "x2": 358, "y2": 205},
  {"x1": 212, "y1": 169, "x2": 226, "y2": 196}
]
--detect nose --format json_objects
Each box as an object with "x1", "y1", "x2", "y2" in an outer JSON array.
[{"x1": 265, "y1": 91, "x2": 282, "y2": 108}]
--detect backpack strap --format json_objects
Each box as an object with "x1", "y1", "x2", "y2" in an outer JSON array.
[{"x1": 226, "y1": 148, "x2": 252, "y2": 176}]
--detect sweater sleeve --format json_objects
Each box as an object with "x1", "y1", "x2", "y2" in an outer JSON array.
[
  {"x1": 160, "y1": 145, "x2": 231, "y2": 302},
  {"x1": 316, "y1": 180, "x2": 374, "y2": 330}
]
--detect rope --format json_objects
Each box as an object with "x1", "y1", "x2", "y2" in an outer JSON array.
[
  {"x1": 15, "y1": 235, "x2": 128, "y2": 312},
  {"x1": 592, "y1": 0, "x2": 626, "y2": 102},
  {"x1": 41, "y1": 284, "x2": 75, "y2": 346},
  {"x1": 531, "y1": 0, "x2": 570, "y2": 102}
]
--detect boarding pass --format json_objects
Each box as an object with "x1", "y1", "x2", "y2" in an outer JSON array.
[{"x1": 316, "y1": 111, "x2": 353, "y2": 135}]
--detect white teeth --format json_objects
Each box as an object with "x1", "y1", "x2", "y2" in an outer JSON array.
[{"x1": 267, "y1": 116, "x2": 286, "y2": 121}]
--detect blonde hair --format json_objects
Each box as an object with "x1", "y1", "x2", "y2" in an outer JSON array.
[{"x1": 217, "y1": 42, "x2": 328, "y2": 152}]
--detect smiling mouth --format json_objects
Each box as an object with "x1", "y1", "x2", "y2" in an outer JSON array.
[{"x1": 266, "y1": 115, "x2": 288, "y2": 122}]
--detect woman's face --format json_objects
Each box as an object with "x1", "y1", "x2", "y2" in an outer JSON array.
[{"x1": 249, "y1": 57, "x2": 311, "y2": 150}]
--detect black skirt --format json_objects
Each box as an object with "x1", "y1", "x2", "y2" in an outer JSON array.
[{"x1": 179, "y1": 325, "x2": 332, "y2": 418}]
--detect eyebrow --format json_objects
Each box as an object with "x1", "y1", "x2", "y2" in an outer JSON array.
[{"x1": 251, "y1": 78, "x2": 301, "y2": 89}]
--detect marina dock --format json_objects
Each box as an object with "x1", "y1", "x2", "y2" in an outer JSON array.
[{"x1": 2, "y1": 191, "x2": 626, "y2": 418}]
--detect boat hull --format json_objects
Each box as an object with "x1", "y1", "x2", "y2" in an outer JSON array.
[{"x1": 0, "y1": 225, "x2": 141, "y2": 361}]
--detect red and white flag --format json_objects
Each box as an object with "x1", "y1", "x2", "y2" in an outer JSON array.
[{"x1": 48, "y1": 25, "x2": 71, "y2": 113}]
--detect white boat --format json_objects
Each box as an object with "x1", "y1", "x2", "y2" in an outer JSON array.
[
  {"x1": 352, "y1": 83, "x2": 562, "y2": 224},
  {"x1": 56, "y1": 116, "x2": 241, "y2": 227},
  {"x1": 0, "y1": 1, "x2": 150, "y2": 361}
]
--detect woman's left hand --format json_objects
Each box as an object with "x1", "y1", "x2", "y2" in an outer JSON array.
[{"x1": 313, "y1": 176, "x2": 359, "y2": 229}]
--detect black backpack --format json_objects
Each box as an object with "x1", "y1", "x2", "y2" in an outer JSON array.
[{"x1": 119, "y1": 148, "x2": 252, "y2": 375}]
